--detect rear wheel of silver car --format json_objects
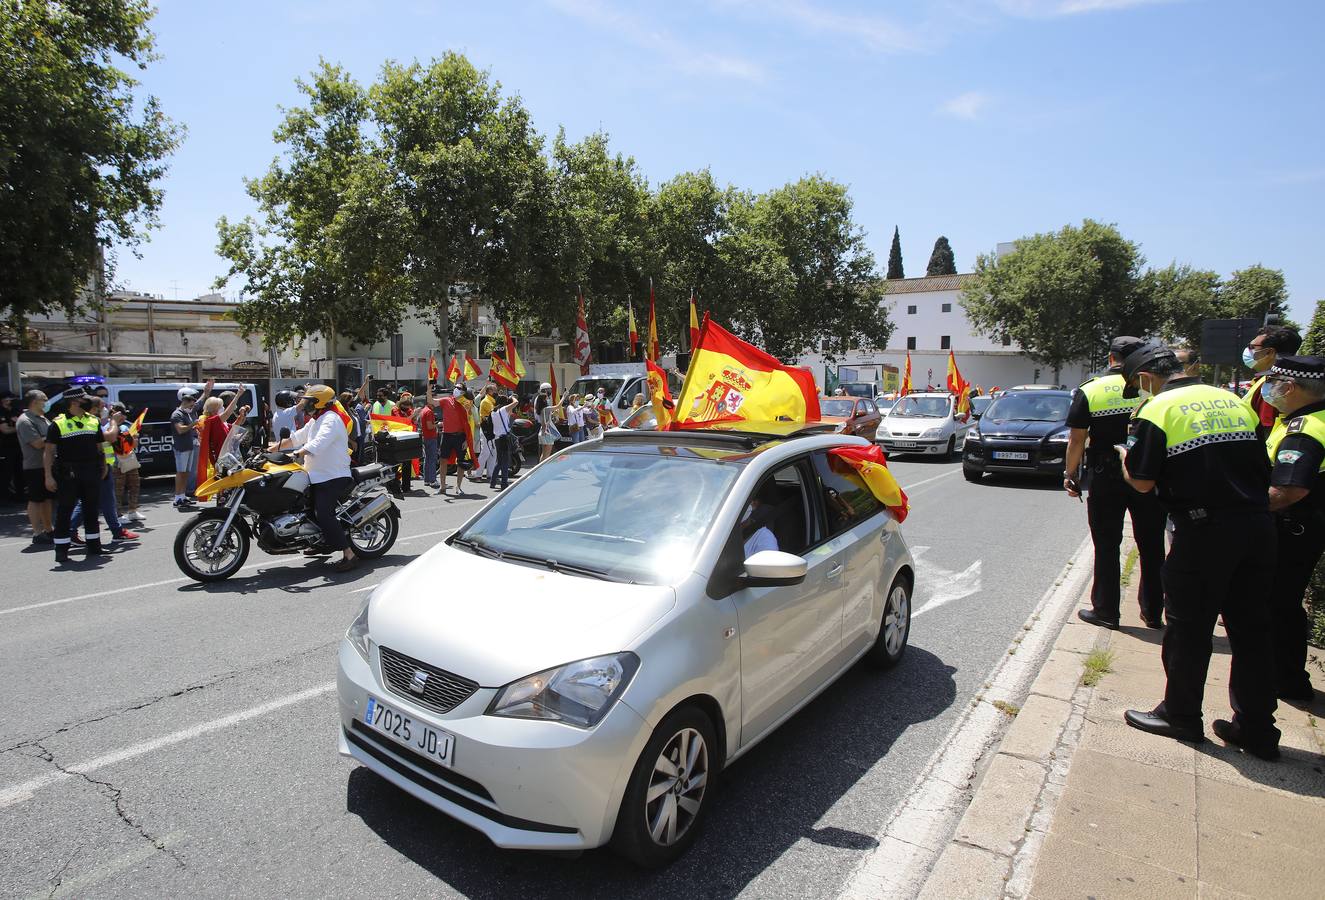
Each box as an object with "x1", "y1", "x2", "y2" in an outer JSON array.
[
  {"x1": 347, "y1": 508, "x2": 398, "y2": 559},
  {"x1": 867, "y1": 575, "x2": 911, "y2": 669},
  {"x1": 612, "y1": 705, "x2": 717, "y2": 867}
]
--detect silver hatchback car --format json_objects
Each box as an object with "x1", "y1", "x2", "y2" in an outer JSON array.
[{"x1": 336, "y1": 423, "x2": 915, "y2": 866}]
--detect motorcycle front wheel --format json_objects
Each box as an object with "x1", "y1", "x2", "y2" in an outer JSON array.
[
  {"x1": 348, "y1": 508, "x2": 399, "y2": 559},
  {"x1": 174, "y1": 510, "x2": 251, "y2": 582}
]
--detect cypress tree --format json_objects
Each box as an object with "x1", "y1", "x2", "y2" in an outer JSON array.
[
  {"x1": 1301, "y1": 299, "x2": 1325, "y2": 355},
  {"x1": 926, "y1": 236, "x2": 957, "y2": 276},
  {"x1": 887, "y1": 226, "x2": 904, "y2": 279}
]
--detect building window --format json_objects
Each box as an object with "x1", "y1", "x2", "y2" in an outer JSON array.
[
  {"x1": 941, "y1": 303, "x2": 952, "y2": 313},
  {"x1": 1002, "y1": 334, "x2": 1012, "y2": 346},
  {"x1": 906, "y1": 305, "x2": 917, "y2": 315},
  {"x1": 906, "y1": 336, "x2": 916, "y2": 350},
  {"x1": 940, "y1": 335, "x2": 951, "y2": 350}
]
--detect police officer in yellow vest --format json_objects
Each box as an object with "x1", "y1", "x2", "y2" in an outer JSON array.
[
  {"x1": 1117, "y1": 342, "x2": 1280, "y2": 760},
  {"x1": 1260, "y1": 355, "x2": 1325, "y2": 704},
  {"x1": 41, "y1": 387, "x2": 109, "y2": 563},
  {"x1": 1242, "y1": 325, "x2": 1301, "y2": 440},
  {"x1": 1065, "y1": 336, "x2": 1167, "y2": 629}
]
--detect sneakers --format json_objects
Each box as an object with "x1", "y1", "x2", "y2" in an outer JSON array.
[
  {"x1": 31, "y1": 532, "x2": 53, "y2": 545},
  {"x1": 115, "y1": 528, "x2": 140, "y2": 541}
]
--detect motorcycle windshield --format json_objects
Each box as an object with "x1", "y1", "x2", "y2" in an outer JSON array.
[{"x1": 215, "y1": 425, "x2": 247, "y2": 472}]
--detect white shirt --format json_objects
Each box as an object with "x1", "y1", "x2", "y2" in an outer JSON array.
[
  {"x1": 567, "y1": 404, "x2": 583, "y2": 427},
  {"x1": 743, "y1": 527, "x2": 778, "y2": 558},
  {"x1": 289, "y1": 410, "x2": 351, "y2": 484},
  {"x1": 271, "y1": 406, "x2": 300, "y2": 439},
  {"x1": 492, "y1": 406, "x2": 512, "y2": 438}
]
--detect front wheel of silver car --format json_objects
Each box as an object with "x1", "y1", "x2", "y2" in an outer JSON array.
[
  {"x1": 611, "y1": 705, "x2": 718, "y2": 868},
  {"x1": 867, "y1": 574, "x2": 912, "y2": 669}
]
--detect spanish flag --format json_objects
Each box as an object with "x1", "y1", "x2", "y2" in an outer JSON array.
[
  {"x1": 673, "y1": 315, "x2": 820, "y2": 428},
  {"x1": 828, "y1": 444, "x2": 909, "y2": 523},
  {"x1": 489, "y1": 354, "x2": 519, "y2": 389},
  {"x1": 549, "y1": 362, "x2": 558, "y2": 399},
  {"x1": 900, "y1": 352, "x2": 913, "y2": 397},
  {"x1": 371, "y1": 411, "x2": 421, "y2": 476},
  {"x1": 946, "y1": 350, "x2": 970, "y2": 421},
  {"x1": 689, "y1": 291, "x2": 700, "y2": 351},
  {"x1": 445, "y1": 355, "x2": 461, "y2": 384},
  {"x1": 128, "y1": 407, "x2": 147, "y2": 437},
  {"x1": 627, "y1": 301, "x2": 639, "y2": 358},
  {"x1": 647, "y1": 280, "x2": 660, "y2": 363},
  {"x1": 428, "y1": 355, "x2": 439, "y2": 383},
  {"x1": 646, "y1": 358, "x2": 674, "y2": 430},
  {"x1": 502, "y1": 323, "x2": 526, "y2": 377},
  {"x1": 463, "y1": 355, "x2": 482, "y2": 382}
]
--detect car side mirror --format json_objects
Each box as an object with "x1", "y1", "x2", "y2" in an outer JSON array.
[{"x1": 742, "y1": 550, "x2": 808, "y2": 587}]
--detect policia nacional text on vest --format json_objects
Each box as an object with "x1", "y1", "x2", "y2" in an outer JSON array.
[
  {"x1": 1119, "y1": 345, "x2": 1280, "y2": 755},
  {"x1": 1069, "y1": 337, "x2": 1167, "y2": 629},
  {"x1": 1261, "y1": 356, "x2": 1325, "y2": 702},
  {"x1": 46, "y1": 389, "x2": 110, "y2": 562}
]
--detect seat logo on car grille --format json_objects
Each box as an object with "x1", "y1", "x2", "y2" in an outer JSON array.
[{"x1": 409, "y1": 669, "x2": 429, "y2": 694}]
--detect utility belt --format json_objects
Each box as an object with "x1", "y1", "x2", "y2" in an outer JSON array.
[
  {"x1": 1169, "y1": 505, "x2": 1269, "y2": 528},
  {"x1": 1276, "y1": 505, "x2": 1325, "y2": 538},
  {"x1": 1085, "y1": 446, "x2": 1124, "y2": 473}
]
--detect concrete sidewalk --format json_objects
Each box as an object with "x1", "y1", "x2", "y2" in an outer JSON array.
[{"x1": 919, "y1": 556, "x2": 1325, "y2": 899}]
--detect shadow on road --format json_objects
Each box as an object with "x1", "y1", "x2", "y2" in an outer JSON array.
[
  {"x1": 970, "y1": 474, "x2": 1061, "y2": 492},
  {"x1": 345, "y1": 646, "x2": 958, "y2": 898}
]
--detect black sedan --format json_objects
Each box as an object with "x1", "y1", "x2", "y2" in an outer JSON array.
[{"x1": 962, "y1": 390, "x2": 1073, "y2": 482}]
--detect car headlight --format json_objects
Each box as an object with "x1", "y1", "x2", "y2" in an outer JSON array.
[
  {"x1": 922, "y1": 427, "x2": 943, "y2": 439},
  {"x1": 486, "y1": 652, "x2": 640, "y2": 728},
  {"x1": 967, "y1": 426, "x2": 980, "y2": 441},
  {"x1": 1047, "y1": 427, "x2": 1071, "y2": 443},
  {"x1": 346, "y1": 599, "x2": 371, "y2": 662}
]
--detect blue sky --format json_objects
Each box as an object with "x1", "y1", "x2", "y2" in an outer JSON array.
[{"x1": 116, "y1": 0, "x2": 1325, "y2": 323}]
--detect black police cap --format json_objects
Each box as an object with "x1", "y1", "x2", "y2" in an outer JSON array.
[
  {"x1": 1121, "y1": 341, "x2": 1177, "y2": 382},
  {"x1": 1269, "y1": 355, "x2": 1325, "y2": 380},
  {"x1": 63, "y1": 387, "x2": 90, "y2": 402},
  {"x1": 1110, "y1": 335, "x2": 1146, "y2": 358}
]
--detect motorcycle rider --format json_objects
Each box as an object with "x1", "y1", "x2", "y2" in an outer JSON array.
[{"x1": 271, "y1": 385, "x2": 358, "y2": 573}]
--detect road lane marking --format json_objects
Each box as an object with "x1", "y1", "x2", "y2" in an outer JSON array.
[
  {"x1": 25, "y1": 831, "x2": 186, "y2": 900},
  {"x1": 0, "y1": 683, "x2": 336, "y2": 809},
  {"x1": 0, "y1": 528, "x2": 454, "y2": 617},
  {"x1": 909, "y1": 544, "x2": 983, "y2": 619},
  {"x1": 899, "y1": 467, "x2": 961, "y2": 492}
]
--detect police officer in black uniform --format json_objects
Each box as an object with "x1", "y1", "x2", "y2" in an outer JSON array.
[
  {"x1": 1117, "y1": 342, "x2": 1280, "y2": 760},
  {"x1": 1259, "y1": 355, "x2": 1325, "y2": 704},
  {"x1": 42, "y1": 387, "x2": 110, "y2": 563},
  {"x1": 1065, "y1": 336, "x2": 1167, "y2": 629}
]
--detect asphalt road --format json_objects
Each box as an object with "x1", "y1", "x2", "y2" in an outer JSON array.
[{"x1": 0, "y1": 452, "x2": 1088, "y2": 899}]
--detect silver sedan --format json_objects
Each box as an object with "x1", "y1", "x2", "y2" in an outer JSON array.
[{"x1": 336, "y1": 424, "x2": 915, "y2": 866}]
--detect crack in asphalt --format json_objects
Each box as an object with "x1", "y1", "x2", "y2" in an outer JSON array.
[
  {"x1": 0, "y1": 640, "x2": 338, "y2": 758},
  {"x1": 31, "y1": 741, "x2": 185, "y2": 869},
  {"x1": 45, "y1": 844, "x2": 81, "y2": 899}
]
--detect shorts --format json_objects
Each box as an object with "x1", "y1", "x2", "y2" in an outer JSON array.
[
  {"x1": 439, "y1": 431, "x2": 468, "y2": 461},
  {"x1": 23, "y1": 469, "x2": 52, "y2": 501},
  {"x1": 538, "y1": 432, "x2": 556, "y2": 446},
  {"x1": 174, "y1": 446, "x2": 198, "y2": 474}
]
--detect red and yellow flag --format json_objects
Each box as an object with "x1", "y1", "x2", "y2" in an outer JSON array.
[
  {"x1": 647, "y1": 281, "x2": 660, "y2": 363},
  {"x1": 502, "y1": 322, "x2": 526, "y2": 377},
  {"x1": 900, "y1": 352, "x2": 913, "y2": 397},
  {"x1": 370, "y1": 411, "x2": 419, "y2": 475},
  {"x1": 946, "y1": 350, "x2": 970, "y2": 421},
  {"x1": 462, "y1": 355, "x2": 482, "y2": 382},
  {"x1": 689, "y1": 291, "x2": 700, "y2": 351},
  {"x1": 672, "y1": 315, "x2": 820, "y2": 428},
  {"x1": 646, "y1": 358, "x2": 674, "y2": 430},
  {"x1": 445, "y1": 355, "x2": 461, "y2": 383},
  {"x1": 428, "y1": 355, "x2": 439, "y2": 383},
  {"x1": 128, "y1": 407, "x2": 147, "y2": 436},
  {"x1": 627, "y1": 301, "x2": 639, "y2": 358},
  {"x1": 828, "y1": 444, "x2": 909, "y2": 523},
  {"x1": 549, "y1": 362, "x2": 558, "y2": 400},
  {"x1": 489, "y1": 355, "x2": 519, "y2": 389}
]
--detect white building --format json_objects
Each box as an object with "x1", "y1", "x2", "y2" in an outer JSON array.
[{"x1": 795, "y1": 274, "x2": 1092, "y2": 393}]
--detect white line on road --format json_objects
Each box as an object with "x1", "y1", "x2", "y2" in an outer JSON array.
[
  {"x1": 899, "y1": 467, "x2": 961, "y2": 493},
  {"x1": 0, "y1": 683, "x2": 336, "y2": 809},
  {"x1": 24, "y1": 831, "x2": 186, "y2": 900},
  {"x1": 0, "y1": 528, "x2": 454, "y2": 618}
]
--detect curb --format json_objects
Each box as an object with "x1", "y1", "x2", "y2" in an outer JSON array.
[
  {"x1": 915, "y1": 541, "x2": 1130, "y2": 900},
  {"x1": 838, "y1": 534, "x2": 1096, "y2": 900}
]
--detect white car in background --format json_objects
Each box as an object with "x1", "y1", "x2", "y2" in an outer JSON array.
[
  {"x1": 877, "y1": 392, "x2": 971, "y2": 460},
  {"x1": 337, "y1": 423, "x2": 915, "y2": 866}
]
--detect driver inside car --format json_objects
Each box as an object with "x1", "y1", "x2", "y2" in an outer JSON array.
[{"x1": 741, "y1": 486, "x2": 780, "y2": 557}]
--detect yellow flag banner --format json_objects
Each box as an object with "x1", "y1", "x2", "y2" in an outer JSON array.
[
  {"x1": 946, "y1": 350, "x2": 970, "y2": 421},
  {"x1": 646, "y1": 358, "x2": 674, "y2": 430},
  {"x1": 828, "y1": 444, "x2": 910, "y2": 523},
  {"x1": 128, "y1": 407, "x2": 147, "y2": 436},
  {"x1": 463, "y1": 356, "x2": 482, "y2": 382},
  {"x1": 673, "y1": 315, "x2": 821, "y2": 428}
]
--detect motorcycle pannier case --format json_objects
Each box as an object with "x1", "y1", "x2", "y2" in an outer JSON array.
[{"x1": 374, "y1": 430, "x2": 423, "y2": 464}]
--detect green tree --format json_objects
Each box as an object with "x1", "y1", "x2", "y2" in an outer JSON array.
[
  {"x1": 887, "y1": 226, "x2": 904, "y2": 279},
  {"x1": 961, "y1": 220, "x2": 1150, "y2": 381},
  {"x1": 215, "y1": 62, "x2": 411, "y2": 361},
  {"x1": 926, "y1": 236, "x2": 957, "y2": 276},
  {"x1": 1141, "y1": 263, "x2": 1222, "y2": 349},
  {"x1": 1220, "y1": 265, "x2": 1293, "y2": 327},
  {"x1": 712, "y1": 176, "x2": 892, "y2": 361},
  {"x1": 1300, "y1": 300, "x2": 1325, "y2": 355},
  {"x1": 1, "y1": 0, "x2": 181, "y2": 335},
  {"x1": 646, "y1": 169, "x2": 727, "y2": 350}
]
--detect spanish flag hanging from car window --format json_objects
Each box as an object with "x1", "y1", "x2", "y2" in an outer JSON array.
[
  {"x1": 828, "y1": 444, "x2": 910, "y2": 523},
  {"x1": 673, "y1": 315, "x2": 820, "y2": 427}
]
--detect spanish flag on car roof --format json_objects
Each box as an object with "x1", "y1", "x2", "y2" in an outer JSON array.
[{"x1": 673, "y1": 315, "x2": 820, "y2": 428}]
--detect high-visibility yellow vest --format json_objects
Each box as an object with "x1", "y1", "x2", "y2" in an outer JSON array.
[
  {"x1": 53, "y1": 414, "x2": 100, "y2": 439},
  {"x1": 1135, "y1": 383, "x2": 1257, "y2": 456},
  {"x1": 1267, "y1": 408, "x2": 1325, "y2": 472},
  {"x1": 1079, "y1": 373, "x2": 1141, "y2": 420}
]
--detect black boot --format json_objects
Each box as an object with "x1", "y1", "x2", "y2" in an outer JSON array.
[
  {"x1": 54, "y1": 544, "x2": 70, "y2": 564},
  {"x1": 85, "y1": 539, "x2": 105, "y2": 556}
]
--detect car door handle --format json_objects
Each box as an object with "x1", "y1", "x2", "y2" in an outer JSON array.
[{"x1": 826, "y1": 563, "x2": 844, "y2": 579}]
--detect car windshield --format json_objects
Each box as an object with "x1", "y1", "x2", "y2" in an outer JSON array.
[
  {"x1": 891, "y1": 396, "x2": 950, "y2": 418},
  {"x1": 971, "y1": 396, "x2": 992, "y2": 415},
  {"x1": 569, "y1": 378, "x2": 624, "y2": 400},
  {"x1": 820, "y1": 399, "x2": 856, "y2": 417},
  {"x1": 985, "y1": 394, "x2": 1071, "y2": 423},
  {"x1": 453, "y1": 449, "x2": 740, "y2": 585},
  {"x1": 620, "y1": 405, "x2": 656, "y2": 429}
]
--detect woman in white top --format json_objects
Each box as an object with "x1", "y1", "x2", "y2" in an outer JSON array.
[{"x1": 273, "y1": 385, "x2": 357, "y2": 572}]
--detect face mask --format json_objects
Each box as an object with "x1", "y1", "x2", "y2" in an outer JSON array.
[
  {"x1": 1241, "y1": 347, "x2": 1258, "y2": 368},
  {"x1": 1262, "y1": 380, "x2": 1290, "y2": 410}
]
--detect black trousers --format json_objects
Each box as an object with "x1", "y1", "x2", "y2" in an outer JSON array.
[
  {"x1": 1158, "y1": 510, "x2": 1279, "y2": 743},
  {"x1": 1269, "y1": 515, "x2": 1322, "y2": 696},
  {"x1": 1086, "y1": 472, "x2": 1167, "y2": 621},
  {"x1": 53, "y1": 464, "x2": 103, "y2": 544},
  {"x1": 311, "y1": 477, "x2": 352, "y2": 552}
]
